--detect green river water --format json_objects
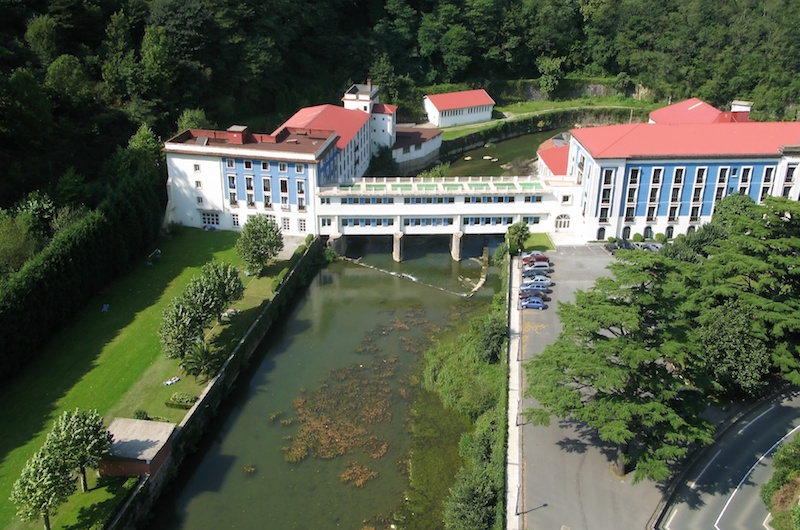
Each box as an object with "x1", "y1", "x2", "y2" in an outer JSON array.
[{"x1": 151, "y1": 235, "x2": 501, "y2": 529}]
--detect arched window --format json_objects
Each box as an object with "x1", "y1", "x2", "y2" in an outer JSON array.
[
  {"x1": 555, "y1": 214, "x2": 570, "y2": 230},
  {"x1": 597, "y1": 227, "x2": 606, "y2": 240},
  {"x1": 665, "y1": 226, "x2": 674, "y2": 239},
  {"x1": 687, "y1": 226, "x2": 696, "y2": 234},
  {"x1": 643, "y1": 226, "x2": 653, "y2": 239},
  {"x1": 622, "y1": 226, "x2": 631, "y2": 240}
]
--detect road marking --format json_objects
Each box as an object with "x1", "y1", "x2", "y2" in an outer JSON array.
[
  {"x1": 665, "y1": 507, "x2": 678, "y2": 530},
  {"x1": 763, "y1": 513, "x2": 772, "y2": 529},
  {"x1": 690, "y1": 450, "x2": 721, "y2": 490},
  {"x1": 714, "y1": 423, "x2": 800, "y2": 530},
  {"x1": 738, "y1": 405, "x2": 776, "y2": 435}
]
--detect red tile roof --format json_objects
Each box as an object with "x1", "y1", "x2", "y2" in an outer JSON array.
[
  {"x1": 278, "y1": 105, "x2": 369, "y2": 150},
  {"x1": 571, "y1": 122, "x2": 800, "y2": 159},
  {"x1": 537, "y1": 143, "x2": 569, "y2": 176},
  {"x1": 372, "y1": 103, "x2": 397, "y2": 115},
  {"x1": 424, "y1": 89, "x2": 495, "y2": 112},
  {"x1": 648, "y1": 98, "x2": 723, "y2": 124}
]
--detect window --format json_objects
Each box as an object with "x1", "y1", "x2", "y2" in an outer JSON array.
[
  {"x1": 228, "y1": 175, "x2": 236, "y2": 189},
  {"x1": 652, "y1": 168, "x2": 663, "y2": 185},
  {"x1": 232, "y1": 214, "x2": 239, "y2": 227},
  {"x1": 281, "y1": 196, "x2": 289, "y2": 210},
  {"x1": 669, "y1": 206, "x2": 678, "y2": 221},
  {"x1": 196, "y1": 196, "x2": 203, "y2": 204},
  {"x1": 263, "y1": 179, "x2": 271, "y2": 192},
  {"x1": 295, "y1": 164, "x2": 305, "y2": 174},
  {"x1": 229, "y1": 192, "x2": 237, "y2": 205},
  {"x1": 281, "y1": 218, "x2": 290, "y2": 231},
  {"x1": 649, "y1": 188, "x2": 658, "y2": 203},
  {"x1": 279, "y1": 162, "x2": 288, "y2": 172},
  {"x1": 403, "y1": 146, "x2": 410, "y2": 154},
  {"x1": 671, "y1": 188, "x2": 680, "y2": 202},
  {"x1": 764, "y1": 167, "x2": 775, "y2": 183},
  {"x1": 202, "y1": 213, "x2": 220, "y2": 225},
  {"x1": 629, "y1": 168, "x2": 639, "y2": 185},
  {"x1": 226, "y1": 159, "x2": 234, "y2": 169},
  {"x1": 627, "y1": 188, "x2": 637, "y2": 203},
  {"x1": 244, "y1": 160, "x2": 252, "y2": 170},
  {"x1": 625, "y1": 207, "x2": 634, "y2": 222},
  {"x1": 665, "y1": 226, "x2": 674, "y2": 239},
  {"x1": 622, "y1": 226, "x2": 631, "y2": 239},
  {"x1": 524, "y1": 196, "x2": 542, "y2": 203},
  {"x1": 298, "y1": 197, "x2": 306, "y2": 210},
  {"x1": 299, "y1": 219, "x2": 306, "y2": 232},
  {"x1": 526, "y1": 216, "x2": 540, "y2": 225},
  {"x1": 561, "y1": 195, "x2": 572, "y2": 204},
  {"x1": 718, "y1": 167, "x2": 729, "y2": 183},
  {"x1": 321, "y1": 218, "x2": 332, "y2": 227},
  {"x1": 599, "y1": 208, "x2": 609, "y2": 223},
  {"x1": 280, "y1": 179, "x2": 288, "y2": 193},
  {"x1": 297, "y1": 180, "x2": 305, "y2": 195},
  {"x1": 195, "y1": 181, "x2": 202, "y2": 189},
  {"x1": 597, "y1": 228, "x2": 605, "y2": 240},
  {"x1": 603, "y1": 169, "x2": 613, "y2": 185},
  {"x1": 247, "y1": 193, "x2": 255, "y2": 206},
  {"x1": 741, "y1": 167, "x2": 751, "y2": 183},
  {"x1": 555, "y1": 214, "x2": 570, "y2": 229},
  {"x1": 647, "y1": 206, "x2": 656, "y2": 221},
  {"x1": 644, "y1": 226, "x2": 653, "y2": 239},
  {"x1": 690, "y1": 206, "x2": 700, "y2": 221},
  {"x1": 262, "y1": 161, "x2": 270, "y2": 171},
  {"x1": 193, "y1": 164, "x2": 200, "y2": 173},
  {"x1": 245, "y1": 177, "x2": 253, "y2": 190},
  {"x1": 693, "y1": 188, "x2": 702, "y2": 202},
  {"x1": 674, "y1": 168, "x2": 684, "y2": 184},
  {"x1": 601, "y1": 188, "x2": 611, "y2": 203},
  {"x1": 715, "y1": 187, "x2": 724, "y2": 200}
]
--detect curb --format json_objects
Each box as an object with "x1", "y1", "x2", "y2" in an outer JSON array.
[{"x1": 646, "y1": 383, "x2": 796, "y2": 529}]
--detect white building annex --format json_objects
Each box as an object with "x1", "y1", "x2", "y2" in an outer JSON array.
[{"x1": 423, "y1": 89, "x2": 495, "y2": 127}]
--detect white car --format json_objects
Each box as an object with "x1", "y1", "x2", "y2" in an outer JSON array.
[{"x1": 522, "y1": 276, "x2": 553, "y2": 286}]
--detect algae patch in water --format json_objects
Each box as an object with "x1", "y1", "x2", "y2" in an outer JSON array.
[{"x1": 340, "y1": 461, "x2": 379, "y2": 488}]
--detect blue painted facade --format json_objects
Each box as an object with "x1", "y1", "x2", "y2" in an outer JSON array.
[{"x1": 222, "y1": 157, "x2": 312, "y2": 205}]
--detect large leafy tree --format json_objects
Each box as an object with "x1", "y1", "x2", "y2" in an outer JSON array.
[
  {"x1": 46, "y1": 409, "x2": 113, "y2": 493},
  {"x1": 10, "y1": 447, "x2": 76, "y2": 530},
  {"x1": 235, "y1": 215, "x2": 284, "y2": 275},
  {"x1": 526, "y1": 252, "x2": 714, "y2": 482},
  {"x1": 159, "y1": 296, "x2": 203, "y2": 359},
  {"x1": 183, "y1": 260, "x2": 243, "y2": 327}
]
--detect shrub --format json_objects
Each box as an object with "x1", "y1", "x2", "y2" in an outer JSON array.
[
  {"x1": 655, "y1": 233, "x2": 666, "y2": 243},
  {"x1": 632, "y1": 233, "x2": 644, "y2": 242},
  {"x1": 133, "y1": 410, "x2": 149, "y2": 420},
  {"x1": 166, "y1": 392, "x2": 198, "y2": 409},
  {"x1": 607, "y1": 237, "x2": 616, "y2": 243},
  {"x1": 272, "y1": 267, "x2": 290, "y2": 291}
]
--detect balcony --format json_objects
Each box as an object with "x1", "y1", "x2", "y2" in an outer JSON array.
[
  {"x1": 689, "y1": 216, "x2": 700, "y2": 222},
  {"x1": 599, "y1": 217, "x2": 609, "y2": 224},
  {"x1": 624, "y1": 216, "x2": 634, "y2": 223},
  {"x1": 646, "y1": 216, "x2": 656, "y2": 222}
]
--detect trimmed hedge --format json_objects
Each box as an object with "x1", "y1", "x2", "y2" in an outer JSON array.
[{"x1": 0, "y1": 171, "x2": 163, "y2": 380}]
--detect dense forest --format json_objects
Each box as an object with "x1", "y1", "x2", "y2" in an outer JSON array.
[{"x1": 1, "y1": 0, "x2": 800, "y2": 208}]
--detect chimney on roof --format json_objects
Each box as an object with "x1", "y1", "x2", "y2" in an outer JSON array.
[
  {"x1": 367, "y1": 78, "x2": 372, "y2": 90},
  {"x1": 227, "y1": 125, "x2": 248, "y2": 145}
]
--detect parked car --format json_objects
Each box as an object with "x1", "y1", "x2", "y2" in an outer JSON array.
[
  {"x1": 525, "y1": 261, "x2": 551, "y2": 271},
  {"x1": 522, "y1": 268, "x2": 549, "y2": 278},
  {"x1": 520, "y1": 282, "x2": 551, "y2": 293},
  {"x1": 520, "y1": 297, "x2": 546, "y2": 310},
  {"x1": 522, "y1": 254, "x2": 550, "y2": 264},
  {"x1": 617, "y1": 239, "x2": 634, "y2": 250},
  {"x1": 523, "y1": 275, "x2": 553, "y2": 286},
  {"x1": 519, "y1": 290, "x2": 550, "y2": 301},
  {"x1": 521, "y1": 250, "x2": 547, "y2": 259}
]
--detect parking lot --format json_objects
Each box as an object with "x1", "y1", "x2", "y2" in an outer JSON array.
[{"x1": 518, "y1": 244, "x2": 666, "y2": 530}]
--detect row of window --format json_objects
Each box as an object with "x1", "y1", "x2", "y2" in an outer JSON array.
[
  {"x1": 227, "y1": 193, "x2": 306, "y2": 210},
  {"x1": 221, "y1": 160, "x2": 305, "y2": 173},
  {"x1": 332, "y1": 216, "x2": 541, "y2": 228},
  {"x1": 227, "y1": 175, "x2": 305, "y2": 195},
  {"x1": 229, "y1": 213, "x2": 306, "y2": 233},
  {"x1": 321, "y1": 195, "x2": 544, "y2": 205}
]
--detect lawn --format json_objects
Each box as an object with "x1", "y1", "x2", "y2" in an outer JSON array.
[
  {"x1": 523, "y1": 233, "x2": 555, "y2": 251},
  {"x1": 0, "y1": 227, "x2": 278, "y2": 530}
]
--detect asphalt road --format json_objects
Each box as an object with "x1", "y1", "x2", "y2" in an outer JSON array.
[
  {"x1": 520, "y1": 245, "x2": 666, "y2": 530},
  {"x1": 658, "y1": 390, "x2": 800, "y2": 530}
]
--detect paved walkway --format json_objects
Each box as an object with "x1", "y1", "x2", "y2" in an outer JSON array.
[{"x1": 506, "y1": 256, "x2": 524, "y2": 530}]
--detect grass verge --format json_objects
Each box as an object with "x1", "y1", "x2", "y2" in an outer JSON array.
[{"x1": 0, "y1": 227, "x2": 282, "y2": 529}]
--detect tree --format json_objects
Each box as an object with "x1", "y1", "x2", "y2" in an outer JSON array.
[
  {"x1": 0, "y1": 212, "x2": 37, "y2": 276},
  {"x1": 366, "y1": 146, "x2": 398, "y2": 176},
  {"x1": 506, "y1": 221, "x2": 529, "y2": 254},
  {"x1": 525, "y1": 252, "x2": 714, "y2": 482},
  {"x1": 44, "y1": 54, "x2": 93, "y2": 107},
  {"x1": 176, "y1": 108, "x2": 214, "y2": 132},
  {"x1": 183, "y1": 261, "x2": 243, "y2": 327},
  {"x1": 24, "y1": 14, "x2": 60, "y2": 67},
  {"x1": 537, "y1": 56, "x2": 566, "y2": 94},
  {"x1": 180, "y1": 341, "x2": 221, "y2": 381},
  {"x1": 10, "y1": 447, "x2": 75, "y2": 530},
  {"x1": 159, "y1": 296, "x2": 203, "y2": 359},
  {"x1": 691, "y1": 299, "x2": 770, "y2": 398},
  {"x1": 46, "y1": 409, "x2": 113, "y2": 493},
  {"x1": 235, "y1": 215, "x2": 284, "y2": 274}
]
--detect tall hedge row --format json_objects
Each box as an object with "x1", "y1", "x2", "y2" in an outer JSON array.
[{"x1": 0, "y1": 172, "x2": 162, "y2": 380}]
